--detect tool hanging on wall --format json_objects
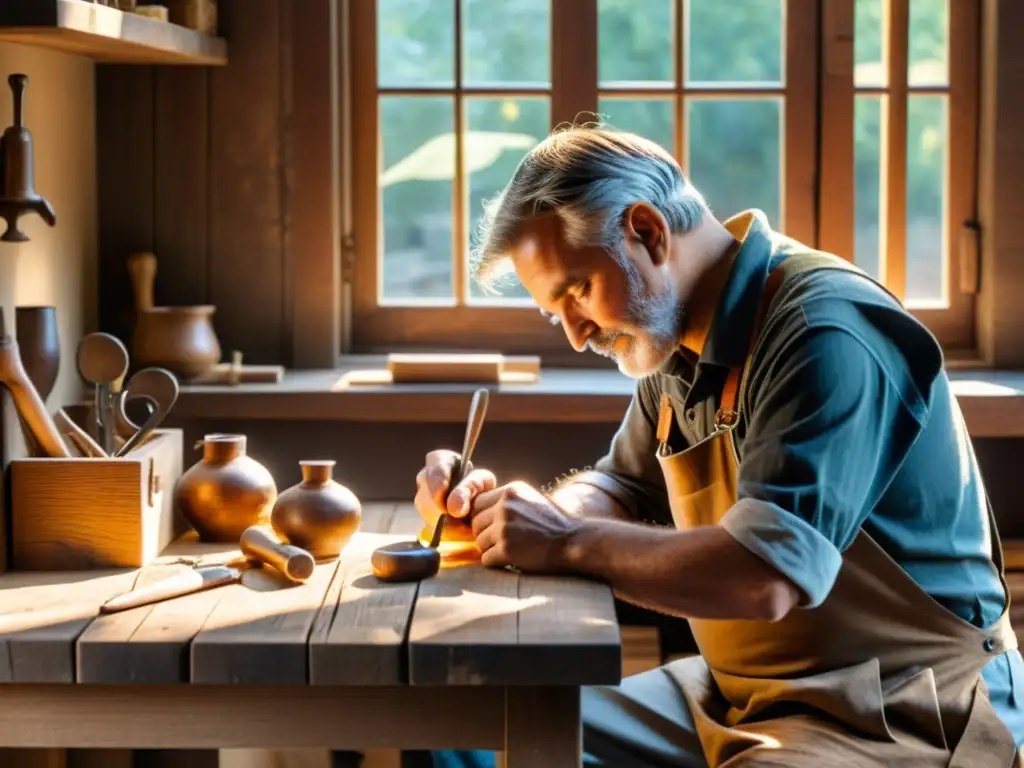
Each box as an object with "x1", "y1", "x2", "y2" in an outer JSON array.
[{"x1": 0, "y1": 73, "x2": 56, "y2": 243}]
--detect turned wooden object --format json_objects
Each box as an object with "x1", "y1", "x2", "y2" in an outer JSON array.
[
  {"x1": 240, "y1": 525, "x2": 315, "y2": 584},
  {"x1": 0, "y1": 309, "x2": 69, "y2": 458},
  {"x1": 127, "y1": 252, "x2": 156, "y2": 312},
  {"x1": 0, "y1": 74, "x2": 56, "y2": 243},
  {"x1": 15, "y1": 306, "x2": 60, "y2": 403}
]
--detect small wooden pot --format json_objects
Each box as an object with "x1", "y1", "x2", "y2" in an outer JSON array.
[
  {"x1": 271, "y1": 460, "x2": 361, "y2": 561},
  {"x1": 175, "y1": 434, "x2": 277, "y2": 542}
]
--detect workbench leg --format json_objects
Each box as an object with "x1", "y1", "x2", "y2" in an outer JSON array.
[{"x1": 504, "y1": 686, "x2": 581, "y2": 768}]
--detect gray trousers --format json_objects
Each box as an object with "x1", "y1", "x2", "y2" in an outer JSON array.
[{"x1": 582, "y1": 660, "x2": 707, "y2": 767}]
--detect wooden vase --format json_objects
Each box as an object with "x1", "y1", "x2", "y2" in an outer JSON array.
[
  {"x1": 270, "y1": 460, "x2": 361, "y2": 561},
  {"x1": 174, "y1": 433, "x2": 277, "y2": 542},
  {"x1": 15, "y1": 305, "x2": 59, "y2": 403}
]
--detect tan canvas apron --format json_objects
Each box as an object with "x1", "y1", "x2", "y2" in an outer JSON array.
[{"x1": 654, "y1": 250, "x2": 1021, "y2": 767}]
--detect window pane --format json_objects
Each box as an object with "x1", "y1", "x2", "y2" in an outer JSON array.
[
  {"x1": 466, "y1": 96, "x2": 550, "y2": 301},
  {"x1": 686, "y1": 0, "x2": 782, "y2": 85},
  {"x1": 855, "y1": 0, "x2": 885, "y2": 87},
  {"x1": 598, "y1": 97, "x2": 674, "y2": 155},
  {"x1": 378, "y1": 0, "x2": 455, "y2": 88},
  {"x1": 854, "y1": 95, "x2": 882, "y2": 280},
  {"x1": 598, "y1": 0, "x2": 673, "y2": 87},
  {"x1": 906, "y1": 95, "x2": 947, "y2": 303},
  {"x1": 909, "y1": 0, "x2": 948, "y2": 86},
  {"x1": 462, "y1": 0, "x2": 550, "y2": 87},
  {"x1": 686, "y1": 98, "x2": 781, "y2": 226},
  {"x1": 379, "y1": 96, "x2": 454, "y2": 301}
]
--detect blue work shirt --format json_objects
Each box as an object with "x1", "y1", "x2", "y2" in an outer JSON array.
[{"x1": 570, "y1": 209, "x2": 1024, "y2": 745}]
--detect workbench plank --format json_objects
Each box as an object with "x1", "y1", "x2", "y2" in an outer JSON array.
[
  {"x1": 516, "y1": 575, "x2": 622, "y2": 685},
  {"x1": 408, "y1": 565, "x2": 520, "y2": 685},
  {"x1": 189, "y1": 504, "x2": 393, "y2": 684},
  {"x1": 0, "y1": 568, "x2": 137, "y2": 683},
  {"x1": 76, "y1": 536, "x2": 241, "y2": 684},
  {"x1": 388, "y1": 502, "x2": 424, "y2": 536},
  {"x1": 310, "y1": 503, "x2": 421, "y2": 685},
  {"x1": 408, "y1": 505, "x2": 521, "y2": 688},
  {"x1": 403, "y1": 494, "x2": 623, "y2": 686}
]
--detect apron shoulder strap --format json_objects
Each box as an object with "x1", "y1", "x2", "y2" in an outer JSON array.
[{"x1": 719, "y1": 250, "x2": 889, "y2": 417}]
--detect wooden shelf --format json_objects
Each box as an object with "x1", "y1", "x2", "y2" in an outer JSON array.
[
  {"x1": 161, "y1": 359, "x2": 1024, "y2": 436},
  {"x1": 0, "y1": 1, "x2": 226, "y2": 66}
]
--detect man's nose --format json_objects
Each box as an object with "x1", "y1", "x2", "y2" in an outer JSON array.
[{"x1": 561, "y1": 308, "x2": 592, "y2": 353}]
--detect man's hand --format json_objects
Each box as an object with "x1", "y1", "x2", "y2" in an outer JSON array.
[
  {"x1": 413, "y1": 449, "x2": 497, "y2": 529},
  {"x1": 470, "y1": 481, "x2": 580, "y2": 571}
]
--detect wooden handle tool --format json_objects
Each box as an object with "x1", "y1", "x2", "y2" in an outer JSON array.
[
  {"x1": 100, "y1": 565, "x2": 241, "y2": 613},
  {"x1": 240, "y1": 525, "x2": 316, "y2": 583},
  {"x1": 428, "y1": 387, "x2": 489, "y2": 549},
  {"x1": 54, "y1": 408, "x2": 107, "y2": 457},
  {"x1": 0, "y1": 309, "x2": 70, "y2": 458}
]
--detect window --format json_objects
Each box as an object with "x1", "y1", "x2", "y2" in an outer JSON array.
[
  {"x1": 825, "y1": 0, "x2": 978, "y2": 351},
  {"x1": 349, "y1": 0, "x2": 979, "y2": 358}
]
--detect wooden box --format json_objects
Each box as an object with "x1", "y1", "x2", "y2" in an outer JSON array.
[{"x1": 10, "y1": 429, "x2": 184, "y2": 570}]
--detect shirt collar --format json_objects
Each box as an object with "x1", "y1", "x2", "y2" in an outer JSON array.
[{"x1": 694, "y1": 209, "x2": 777, "y2": 370}]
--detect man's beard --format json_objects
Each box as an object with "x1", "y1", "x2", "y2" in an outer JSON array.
[{"x1": 585, "y1": 256, "x2": 683, "y2": 378}]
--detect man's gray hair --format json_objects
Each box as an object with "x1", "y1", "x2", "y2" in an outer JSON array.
[{"x1": 471, "y1": 124, "x2": 708, "y2": 292}]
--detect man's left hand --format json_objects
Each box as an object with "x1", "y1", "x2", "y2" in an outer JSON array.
[{"x1": 470, "y1": 481, "x2": 581, "y2": 572}]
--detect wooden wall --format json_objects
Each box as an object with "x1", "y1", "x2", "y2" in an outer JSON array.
[
  {"x1": 978, "y1": 0, "x2": 1024, "y2": 366},
  {"x1": 96, "y1": 0, "x2": 340, "y2": 370}
]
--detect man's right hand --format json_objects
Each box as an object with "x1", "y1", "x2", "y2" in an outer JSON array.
[{"x1": 413, "y1": 449, "x2": 498, "y2": 529}]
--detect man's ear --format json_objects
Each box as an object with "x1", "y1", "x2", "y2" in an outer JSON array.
[{"x1": 623, "y1": 202, "x2": 670, "y2": 267}]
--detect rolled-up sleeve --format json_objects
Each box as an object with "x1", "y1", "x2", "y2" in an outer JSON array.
[
  {"x1": 567, "y1": 375, "x2": 672, "y2": 525},
  {"x1": 723, "y1": 327, "x2": 927, "y2": 608}
]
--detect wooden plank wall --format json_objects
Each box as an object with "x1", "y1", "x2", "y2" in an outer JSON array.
[{"x1": 96, "y1": 0, "x2": 340, "y2": 371}]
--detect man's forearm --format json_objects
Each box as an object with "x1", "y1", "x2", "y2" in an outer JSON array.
[
  {"x1": 557, "y1": 517, "x2": 800, "y2": 621},
  {"x1": 549, "y1": 481, "x2": 633, "y2": 521}
]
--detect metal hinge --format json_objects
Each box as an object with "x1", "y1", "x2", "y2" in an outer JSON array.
[
  {"x1": 959, "y1": 220, "x2": 981, "y2": 295},
  {"x1": 340, "y1": 232, "x2": 356, "y2": 285}
]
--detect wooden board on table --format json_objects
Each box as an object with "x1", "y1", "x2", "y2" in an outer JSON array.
[
  {"x1": 189, "y1": 363, "x2": 285, "y2": 385},
  {"x1": 187, "y1": 505, "x2": 395, "y2": 685},
  {"x1": 405, "y1": 498, "x2": 621, "y2": 687},
  {"x1": 337, "y1": 354, "x2": 541, "y2": 387},
  {"x1": 76, "y1": 534, "x2": 242, "y2": 684},
  {"x1": 309, "y1": 502, "x2": 423, "y2": 686},
  {"x1": 0, "y1": 567, "x2": 138, "y2": 683}
]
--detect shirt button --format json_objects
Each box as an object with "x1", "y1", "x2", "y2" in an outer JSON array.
[
  {"x1": 685, "y1": 408, "x2": 696, "y2": 421},
  {"x1": 983, "y1": 637, "x2": 995, "y2": 652}
]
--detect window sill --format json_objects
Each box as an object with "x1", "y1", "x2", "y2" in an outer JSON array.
[{"x1": 170, "y1": 356, "x2": 1024, "y2": 437}]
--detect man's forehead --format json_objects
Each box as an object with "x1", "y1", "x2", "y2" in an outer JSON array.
[
  {"x1": 511, "y1": 214, "x2": 564, "y2": 260},
  {"x1": 510, "y1": 213, "x2": 593, "y2": 273}
]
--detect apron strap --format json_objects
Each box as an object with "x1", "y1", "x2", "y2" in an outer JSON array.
[
  {"x1": 719, "y1": 251, "x2": 872, "y2": 418},
  {"x1": 719, "y1": 261, "x2": 794, "y2": 415}
]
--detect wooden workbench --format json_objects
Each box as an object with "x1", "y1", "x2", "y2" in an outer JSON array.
[{"x1": 0, "y1": 503, "x2": 622, "y2": 767}]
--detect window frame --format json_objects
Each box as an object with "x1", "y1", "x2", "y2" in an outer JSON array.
[
  {"x1": 347, "y1": 0, "x2": 978, "y2": 360},
  {"x1": 819, "y1": 0, "x2": 980, "y2": 354}
]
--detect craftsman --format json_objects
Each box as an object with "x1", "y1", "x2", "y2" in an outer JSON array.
[{"x1": 414, "y1": 126, "x2": 1024, "y2": 767}]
